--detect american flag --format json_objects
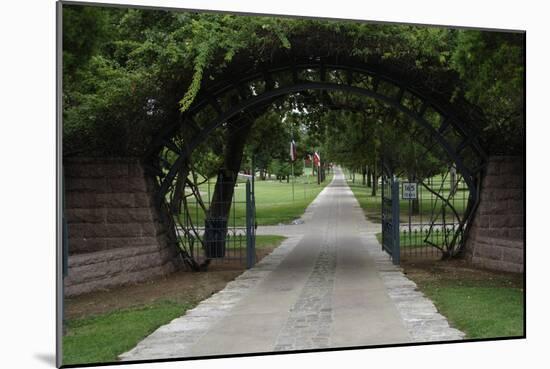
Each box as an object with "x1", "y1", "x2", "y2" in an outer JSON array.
[
  {"x1": 313, "y1": 152, "x2": 321, "y2": 167},
  {"x1": 290, "y1": 140, "x2": 297, "y2": 162}
]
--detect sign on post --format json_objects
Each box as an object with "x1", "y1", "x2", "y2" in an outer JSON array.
[{"x1": 402, "y1": 182, "x2": 417, "y2": 200}]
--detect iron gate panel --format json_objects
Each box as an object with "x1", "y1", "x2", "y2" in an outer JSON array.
[
  {"x1": 381, "y1": 169, "x2": 400, "y2": 265},
  {"x1": 171, "y1": 171, "x2": 257, "y2": 270},
  {"x1": 246, "y1": 179, "x2": 256, "y2": 269},
  {"x1": 398, "y1": 170, "x2": 469, "y2": 260},
  {"x1": 378, "y1": 164, "x2": 469, "y2": 262}
]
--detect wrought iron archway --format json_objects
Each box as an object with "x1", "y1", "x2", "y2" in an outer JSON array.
[{"x1": 145, "y1": 58, "x2": 488, "y2": 265}]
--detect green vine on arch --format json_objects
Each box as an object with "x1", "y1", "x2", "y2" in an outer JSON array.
[
  {"x1": 61, "y1": 6, "x2": 523, "y2": 157},
  {"x1": 178, "y1": 17, "x2": 292, "y2": 112}
]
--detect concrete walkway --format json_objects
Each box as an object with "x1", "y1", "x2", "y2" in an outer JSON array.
[{"x1": 120, "y1": 168, "x2": 463, "y2": 361}]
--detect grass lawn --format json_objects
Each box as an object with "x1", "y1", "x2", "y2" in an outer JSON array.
[
  {"x1": 345, "y1": 173, "x2": 469, "y2": 224},
  {"x1": 248, "y1": 175, "x2": 332, "y2": 225},
  {"x1": 63, "y1": 234, "x2": 286, "y2": 366},
  {"x1": 254, "y1": 234, "x2": 286, "y2": 248},
  {"x1": 63, "y1": 301, "x2": 188, "y2": 365},
  {"x1": 347, "y1": 181, "x2": 385, "y2": 222},
  {"x1": 402, "y1": 260, "x2": 524, "y2": 339},
  {"x1": 182, "y1": 172, "x2": 333, "y2": 227}
]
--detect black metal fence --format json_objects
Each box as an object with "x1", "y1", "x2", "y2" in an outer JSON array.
[
  {"x1": 175, "y1": 174, "x2": 257, "y2": 268},
  {"x1": 349, "y1": 165, "x2": 471, "y2": 263},
  {"x1": 398, "y1": 172, "x2": 470, "y2": 259},
  {"x1": 381, "y1": 173, "x2": 400, "y2": 265}
]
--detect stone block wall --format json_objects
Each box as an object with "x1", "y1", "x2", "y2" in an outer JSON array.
[
  {"x1": 465, "y1": 156, "x2": 524, "y2": 273},
  {"x1": 63, "y1": 158, "x2": 180, "y2": 296}
]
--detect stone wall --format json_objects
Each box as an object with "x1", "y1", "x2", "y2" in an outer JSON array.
[
  {"x1": 465, "y1": 156, "x2": 524, "y2": 273},
  {"x1": 64, "y1": 158, "x2": 180, "y2": 296}
]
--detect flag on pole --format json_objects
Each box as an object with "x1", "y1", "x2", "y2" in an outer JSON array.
[
  {"x1": 313, "y1": 151, "x2": 321, "y2": 167},
  {"x1": 290, "y1": 140, "x2": 297, "y2": 162}
]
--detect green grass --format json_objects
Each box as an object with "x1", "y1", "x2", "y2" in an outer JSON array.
[
  {"x1": 415, "y1": 277, "x2": 524, "y2": 338},
  {"x1": 255, "y1": 234, "x2": 286, "y2": 248},
  {"x1": 63, "y1": 300, "x2": 189, "y2": 365},
  {"x1": 207, "y1": 234, "x2": 285, "y2": 250},
  {"x1": 347, "y1": 179, "x2": 469, "y2": 224},
  {"x1": 182, "y1": 173, "x2": 333, "y2": 226},
  {"x1": 346, "y1": 181, "x2": 384, "y2": 222}
]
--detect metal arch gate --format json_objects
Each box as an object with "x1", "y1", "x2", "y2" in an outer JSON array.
[
  {"x1": 147, "y1": 57, "x2": 488, "y2": 266},
  {"x1": 148, "y1": 59, "x2": 487, "y2": 206},
  {"x1": 381, "y1": 165, "x2": 400, "y2": 265}
]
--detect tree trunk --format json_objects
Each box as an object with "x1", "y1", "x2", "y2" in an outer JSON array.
[
  {"x1": 317, "y1": 164, "x2": 321, "y2": 185},
  {"x1": 367, "y1": 166, "x2": 372, "y2": 187},
  {"x1": 203, "y1": 117, "x2": 253, "y2": 259},
  {"x1": 362, "y1": 165, "x2": 367, "y2": 185},
  {"x1": 408, "y1": 174, "x2": 420, "y2": 215},
  {"x1": 411, "y1": 197, "x2": 420, "y2": 215},
  {"x1": 371, "y1": 168, "x2": 377, "y2": 197},
  {"x1": 450, "y1": 165, "x2": 457, "y2": 194}
]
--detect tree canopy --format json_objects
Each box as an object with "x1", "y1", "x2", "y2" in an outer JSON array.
[{"x1": 62, "y1": 4, "x2": 525, "y2": 161}]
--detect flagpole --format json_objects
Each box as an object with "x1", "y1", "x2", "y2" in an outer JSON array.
[
  {"x1": 291, "y1": 161, "x2": 295, "y2": 202},
  {"x1": 290, "y1": 136, "x2": 296, "y2": 203},
  {"x1": 303, "y1": 158, "x2": 306, "y2": 199},
  {"x1": 311, "y1": 148, "x2": 314, "y2": 183}
]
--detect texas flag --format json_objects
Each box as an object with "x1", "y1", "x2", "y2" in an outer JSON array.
[
  {"x1": 313, "y1": 151, "x2": 321, "y2": 167},
  {"x1": 290, "y1": 140, "x2": 297, "y2": 162}
]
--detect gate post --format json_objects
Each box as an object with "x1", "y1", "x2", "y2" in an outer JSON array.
[
  {"x1": 246, "y1": 179, "x2": 256, "y2": 269},
  {"x1": 392, "y1": 176, "x2": 401, "y2": 265},
  {"x1": 381, "y1": 173, "x2": 386, "y2": 252}
]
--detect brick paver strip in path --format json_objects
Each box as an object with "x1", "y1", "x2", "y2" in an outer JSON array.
[{"x1": 119, "y1": 168, "x2": 463, "y2": 361}]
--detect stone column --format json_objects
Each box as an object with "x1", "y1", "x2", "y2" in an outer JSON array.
[
  {"x1": 63, "y1": 158, "x2": 181, "y2": 296},
  {"x1": 465, "y1": 156, "x2": 524, "y2": 273}
]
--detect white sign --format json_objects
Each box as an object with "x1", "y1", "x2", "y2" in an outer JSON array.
[{"x1": 402, "y1": 182, "x2": 417, "y2": 200}]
